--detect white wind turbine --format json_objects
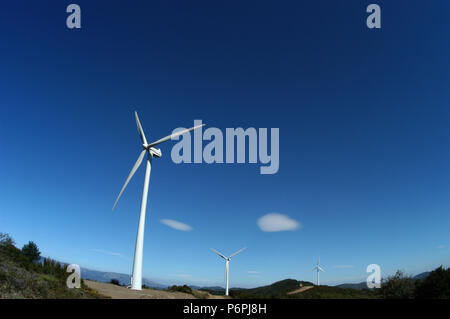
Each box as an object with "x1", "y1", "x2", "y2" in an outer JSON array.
[
  {"x1": 311, "y1": 256, "x2": 325, "y2": 286},
  {"x1": 211, "y1": 248, "x2": 246, "y2": 296},
  {"x1": 113, "y1": 111, "x2": 205, "y2": 290}
]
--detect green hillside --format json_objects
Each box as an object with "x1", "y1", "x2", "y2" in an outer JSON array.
[
  {"x1": 0, "y1": 233, "x2": 107, "y2": 299},
  {"x1": 229, "y1": 279, "x2": 312, "y2": 298},
  {"x1": 289, "y1": 285, "x2": 377, "y2": 299},
  {"x1": 228, "y1": 279, "x2": 376, "y2": 299}
]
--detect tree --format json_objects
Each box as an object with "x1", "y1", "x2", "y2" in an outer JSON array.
[
  {"x1": 379, "y1": 270, "x2": 416, "y2": 299},
  {"x1": 21, "y1": 241, "x2": 41, "y2": 262},
  {"x1": 415, "y1": 266, "x2": 450, "y2": 299},
  {"x1": 0, "y1": 232, "x2": 15, "y2": 246}
]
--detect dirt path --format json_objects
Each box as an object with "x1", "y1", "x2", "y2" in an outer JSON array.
[
  {"x1": 84, "y1": 280, "x2": 196, "y2": 299},
  {"x1": 287, "y1": 286, "x2": 314, "y2": 295},
  {"x1": 84, "y1": 280, "x2": 228, "y2": 299}
]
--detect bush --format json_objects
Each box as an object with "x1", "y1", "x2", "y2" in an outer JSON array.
[
  {"x1": 22, "y1": 241, "x2": 41, "y2": 263},
  {"x1": 416, "y1": 266, "x2": 450, "y2": 299},
  {"x1": 379, "y1": 270, "x2": 416, "y2": 299},
  {"x1": 110, "y1": 279, "x2": 121, "y2": 286},
  {"x1": 168, "y1": 285, "x2": 193, "y2": 294},
  {"x1": 0, "y1": 233, "x2": 15, "y2": 246}
]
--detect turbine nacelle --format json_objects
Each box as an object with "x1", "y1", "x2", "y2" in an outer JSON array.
[
  {"x1": 149, "y1": 148, "x2": 162, "y2": 158},
  {"x1": 143, "y1": 144, "x2": 162, "y2": 158}
]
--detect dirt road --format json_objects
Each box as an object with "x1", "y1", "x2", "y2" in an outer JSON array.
[
  {"x1": 84, "y1": 280, "x2": 195, "y2": 299},
  {"x1": 287, "y1": 286, "x2": 314, "y2": 295},
  {"x1": 84, "y1": 280, "x2": 227, "y2": 299}
]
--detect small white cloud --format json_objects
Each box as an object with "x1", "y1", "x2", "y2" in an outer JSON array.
[
  {"x1": 333, "y1": 265, "x2": 354, "y2": 269},
  {"x1": 257, "y1": 213, "x2": 301, "y2": 232},
  {"x1": 438, "y1": 245, "x2": 445, "y2": 249},
  {"x1": 90, "y1": 249, "x2": 128, "y2": 260},
  {"x1": 160, "y1": 219, "x2": 193, "y2": 231},
  {"x1": 176, "y1": 274, "x2": 192, "y2": 278}
]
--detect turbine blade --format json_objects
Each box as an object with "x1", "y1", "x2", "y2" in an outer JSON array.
[
  {"x1": 148, "y1": 123, "x2": 205, "y2": 148},
  {"x1": 229, "y1": 247, "x2": 246, "y2": 259},
  {"x1": 318, "y1": 266, "x2": 325, "y2": 272},
  {"x1": 210, "y1": 248, "x2": 227, "y2": 260},
  {"x1": 113, "y1": 150, "x2": 147, "y2": 210},
  {"x1": 135, "y1": 111, "x2": 148, "y2": 145}
]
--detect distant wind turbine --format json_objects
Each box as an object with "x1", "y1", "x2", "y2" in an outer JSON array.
[
  {"x1": 311, "y1": 256, "x2": 325, "y2": 285},
  {"x1": 211, "y1": 248, "x2": 246, "y2": 296},
  {"x1": 113, "y1": 111, "x2": 205, "y2": 290}
]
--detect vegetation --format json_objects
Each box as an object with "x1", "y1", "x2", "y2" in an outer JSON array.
[
  {"x1": 230, "y1": 279, "x2": 308, "y2": 298},
  {"x1": 228, "y1": 279, "x2": 376, "y2": 299},
  {"x1": 110, "y1": 279, "x2": 121, "y2": 286},
  {"x1": 217, "y1": 268, "x2": 450, "y2": 299},
  {"x1": 0, "y1": 233, "x2": 15, "y2": 246},
  {"x1": 415, "y1": 266, "x2": 450, "y2": 299},
  {"x1": 167, "y1": 284, "x2": 210, "y2": 299},
  {"x1": 0, "y1": 232, "x2": 107, "y2": 299},
  {"x1": 21, "y1": 241, "x2": 41, "y2": 263},
  {"x1": 378, "y1": 270, "x2": 416, "y2": 299},
  {"x1": 292, "y1": 286, "x2": 377, "y2": 299},
  {"x1": 375, "y1": 267, "x2": 450, "y2": 299},
  {"x1": 168, "y1": 284, "x2": 193, "y2": 294}
]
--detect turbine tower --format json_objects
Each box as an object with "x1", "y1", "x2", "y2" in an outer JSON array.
[
  {"x1": 113, "y1": 111, "x2": 205, "y2": 290},
  {"x1": 311, "y1": 256, "x2": 325, "y2": 285},
  {"x1": 211, "y1": 248, "x2": 246, "y2": 296}
]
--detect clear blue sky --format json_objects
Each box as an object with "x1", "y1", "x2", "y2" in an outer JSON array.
[{"x1": 0, "y1": 0, "x2": 449, "y2": 287}]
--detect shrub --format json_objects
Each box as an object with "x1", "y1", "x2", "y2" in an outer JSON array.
[
  {"x1": 168, "y1": 285, "x2": 193, "y2": 294},
  {"x1": 415, "y1": 266, "x2": 450, "y2": 299},
  {"x1": 379, "y1": 270, "x2": 416, "y2": 299},
  {"x1": 0, "y1": 233, "x2": 15, "y2": 246},
  {"x1": 110, "y1": 279, "x2": 121, "y2": 286}
]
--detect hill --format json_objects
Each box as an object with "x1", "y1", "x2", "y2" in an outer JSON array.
[
  {"x1": 413, "y1": 272, "x2": 430, "y2": 281},
  {"x1": 0, "y1": 239, "x2": 107, "y2": 299},
  {"x1": 227, "y1": 279, "x2": 377, "y2": 299},
  {"x1": 290, "y1": 285, "x2": 377, "y2": 299},
  {"x1": 335, "y1": 282, "x2": 368, "y2": 290}
]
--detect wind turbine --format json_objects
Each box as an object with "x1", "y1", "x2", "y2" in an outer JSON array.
[
  {"x1": 113, "y1": 111, "x2": 205, "y2": 290},
  {"x1": 211, "y1": 248, "x2": 246, "y2": 296},
  {"x1": 311, "y1": 256, "x2": 325, "y2": 286}
]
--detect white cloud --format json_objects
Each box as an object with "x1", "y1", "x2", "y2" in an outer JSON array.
[
  {"x1": 90, "y1": 249, "x2": 128, "y2": 260},
  {"x1": 176, "y1": 274, "x2": 192, "y2": 278},
  {"x1": 160, "y1": 219, "x2": 193, "y2": 231},
  {"x1": 438, "y1": 245, "x2": 445, "y2": 249},
  {"x1": 257, "y1": 213, "x2": 301, "y2": 232},
  {"x1": 333, "y1": 265, "x2": 354, "y2": 269}
]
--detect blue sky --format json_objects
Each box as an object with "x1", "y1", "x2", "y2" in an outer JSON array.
[{"x1": 0, "y1": 0, "x2": 449, "y2": 287}]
